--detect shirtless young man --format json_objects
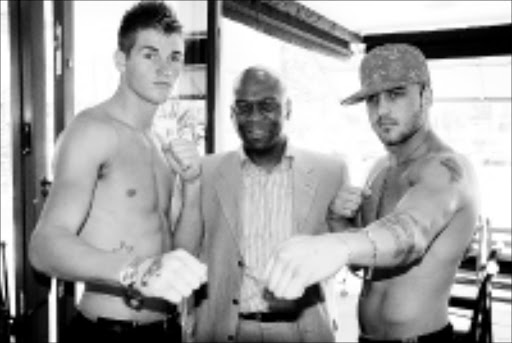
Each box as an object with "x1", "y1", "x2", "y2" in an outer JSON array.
[
  {"x1": 28, "y1": 2, "x2": 206, "y2": 342},
  {"x1": 263, "y1": 44, "x2": 479, "y2": 342}
]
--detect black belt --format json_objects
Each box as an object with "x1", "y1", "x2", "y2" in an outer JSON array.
[
  {"x1": 85, "y1": 282, "x2": 177, "y2": 313},
  {"x1": 359, "y1": 323, "x2": 454, "y2": 343},
  {"x1": 239, "y1": 311, "x2": 300, "y2": 323},
  {"x1": 96, "y1": 315, "x2": 178, "y2": 331}
]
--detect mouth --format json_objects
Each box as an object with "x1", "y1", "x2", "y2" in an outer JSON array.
[
  {"x1": 154, "y1": 81, "x2": 172, "y2": 89},
  {"x1": 242, "y1": 125, "x2": 269, "y2": 139},
  {"x1": 377, "y1": 120, "x2": 398, "y2": 130},
  {"x1": 247, "y1": 128, "x2": 266, "y2": 138}
]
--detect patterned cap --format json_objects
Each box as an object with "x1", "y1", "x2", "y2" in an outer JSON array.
[{"x1": 341, "y1": 44, "x2": 430, "y2": 105}]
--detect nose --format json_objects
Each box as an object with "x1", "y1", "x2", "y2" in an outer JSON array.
[
  {"x1": 157, "y1": 60, "x2": 180, "y2": 78},
  {"x1": 375, "y1": 94, "x2": 391, "y2": 118}
]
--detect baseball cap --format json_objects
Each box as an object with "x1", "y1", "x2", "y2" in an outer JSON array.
[{"x1": 341, "y1": 43, "x2": 430, "y2": 105}]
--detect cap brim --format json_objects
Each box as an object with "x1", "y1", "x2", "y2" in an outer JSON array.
[
  {"x1": 340, "y1": 81, "x2": 414, "y2": 106},
  {"x1": 340, "y1": 89, "x2": 371, "y2": 105}
]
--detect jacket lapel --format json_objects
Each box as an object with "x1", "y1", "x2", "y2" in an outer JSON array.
[
  {"x1": 214, "y1": 152, "x2": 242, "y2": 246},
  {"x1": 293, "y1": 151, "x2": 318, "y2": 233}
]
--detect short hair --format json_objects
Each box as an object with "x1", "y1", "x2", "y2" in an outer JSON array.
[{"x1": 118, "y1": 1, "x2": 183, "y2": 55}]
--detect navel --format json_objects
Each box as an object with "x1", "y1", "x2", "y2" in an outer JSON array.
[{"x1": 126, "y1": 189, "x2": 137, "y2": 197}]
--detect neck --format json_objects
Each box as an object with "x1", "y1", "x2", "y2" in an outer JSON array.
[
  {"x1": 387, "y1": 127, "x2": 431, "y2": 165},
  {"x1": 108, "y1": 85, "x2": 158, "y2": 131},
  {"x1": 244, "y1": 139, "x2": 287, "y2": 170}
]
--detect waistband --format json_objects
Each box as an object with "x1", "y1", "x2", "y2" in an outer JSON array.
[
  {"x1": 359, "y1": 323, "x2": 454, "y2": 343},
  {"x1": 76, "y1": 310, "x2": 180, "y2": 332},
  {"x1": 85, "y1": 282, "x2": 178, "y2": 314}
]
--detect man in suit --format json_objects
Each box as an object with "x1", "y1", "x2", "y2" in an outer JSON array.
[{"x1": 175, "y1": 66, "x2": 351, "y2": 342}]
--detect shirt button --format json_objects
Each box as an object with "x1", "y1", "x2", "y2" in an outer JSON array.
[{"x1": 232, "y1": 298, "x2": 239, "y2": 305}]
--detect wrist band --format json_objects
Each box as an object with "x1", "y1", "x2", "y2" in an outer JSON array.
[{"x1": 363, "y1": 229, "x2": 378, "y2": 280}]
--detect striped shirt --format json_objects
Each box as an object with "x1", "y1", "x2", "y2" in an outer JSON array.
[{"x1": 238, "y1": 147, "x2": 295, "y2": 312}]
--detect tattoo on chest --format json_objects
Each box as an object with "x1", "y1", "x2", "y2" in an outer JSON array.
[
  {"x1": 439, "y1": 157, "x2": 463, "y2": 183},
  {"x1": 378, "y1": 212, "x2": 422, "y2": 265},
  {"x1": 140, "y1": 256, "x2": 163, "y2": 287}
]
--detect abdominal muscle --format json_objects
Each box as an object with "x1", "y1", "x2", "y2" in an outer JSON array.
[
  {"x1": 358, "y1": 259, "x2": 453, "y2": 339},
  {"x1": 76, "y1": 182, "x2": 173, "y2": 322}
]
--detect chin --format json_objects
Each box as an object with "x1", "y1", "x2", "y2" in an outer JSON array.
[{"x1": 148, "y1": 95, "x2": 169, "y2": 106}]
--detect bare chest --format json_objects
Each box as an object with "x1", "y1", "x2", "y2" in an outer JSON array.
[{"x1": 99, "y1": 136, "x2": 175, "y2": 212}]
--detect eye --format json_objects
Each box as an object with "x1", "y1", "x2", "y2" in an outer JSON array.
[
  {"x1": 366, "y1": 94, "x2": 378, "y2": 106},
  {"x1": 143, "y1": 51, "x2": 158, "y2": 60},
  {"x1": 259, "y1": 99, "x2": 280, "y2": 113},
  {"x1": 388, "y1": 89, "x2": 405, "y2": 100},
  {"x1": 234, "y1": 101, "x2": 253, "y2": 115},
  {"x1": 169, "y1": 53, "x2": 183, "y2": 63}
]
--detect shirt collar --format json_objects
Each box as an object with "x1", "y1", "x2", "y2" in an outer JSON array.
[{"x1": 238, "y1": 140, "x2": 296, "y2": 167}]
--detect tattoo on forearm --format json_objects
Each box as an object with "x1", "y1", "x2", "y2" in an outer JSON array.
[
  {"x1": 140, "y1": 256, "x2": 163, "y2": 287},
  {"x1": 377, "y1": 212, "x2": 424, "y2": 265},
  {"x1": 440, "y1": 157, "x2": 463, "y2": 183}
]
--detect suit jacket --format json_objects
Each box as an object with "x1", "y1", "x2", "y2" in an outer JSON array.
[{"x1": 193, "y1": 147, "x2": 347, "y2": 342}]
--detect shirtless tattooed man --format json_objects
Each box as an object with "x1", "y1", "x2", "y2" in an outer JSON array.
[
  {"x1": 264, "y1": 44, "x2": 479, "y2": 343},
  {"x1": 29, "y1": 2, "x2": 205, "y2": 342}
]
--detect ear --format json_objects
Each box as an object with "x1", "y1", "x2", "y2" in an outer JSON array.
[
  {"x1": 230, "y1": 107, "x2": 238, "y2": 128},
  {"x1": 114, "y1": 50, "x2": 127, "y2": 73},
  {"x1": 284, "y1": 98, "x2": 292, "y2": 120},
  {"x1": 421, "y1": 85, "x2": 433, "y2": 109}
]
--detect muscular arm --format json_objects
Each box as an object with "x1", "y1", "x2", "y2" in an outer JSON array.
[
  {"x1": 172, "y1": 175, "x2": 203, "y2": 256},
  {"x1": 29, "y1": 115, "x2": 130, "y2": 285},
  {"x1": 337, "y1": 153, "x2": 477, "y2": 267},
  {"x1": 265, "y1": 153, "x2": 478, "y2": 298}
]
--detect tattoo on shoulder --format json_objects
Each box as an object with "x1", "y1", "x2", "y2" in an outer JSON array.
[{"x1": 439, "y1": 156, "x2": 463, "y2": 183}]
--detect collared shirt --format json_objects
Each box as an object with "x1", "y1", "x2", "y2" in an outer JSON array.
[{"x1": 238, "y1": 145, "x2": 295, "y2": 312}]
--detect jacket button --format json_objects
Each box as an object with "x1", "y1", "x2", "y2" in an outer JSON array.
[
  {"x1": 227, "y1": 334, "x2": 234, "y2": 341},
  {"x1": 232, "y1": 298, "x2": 239, "y2": 305},
  {"x1": 237, "y1": 260, "x2": 244, "y2": 267}
]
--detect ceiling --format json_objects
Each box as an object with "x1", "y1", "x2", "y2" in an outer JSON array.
[{"x1": 298, "y1": 1, "x2": 511, "y2": 35}]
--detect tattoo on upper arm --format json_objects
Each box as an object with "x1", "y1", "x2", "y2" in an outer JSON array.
[
  {"x1": 439, "y1": 157, "x2": 463, "y2": 183},
  {"x1": 377, "y1": 212, "x2": 425, "y2": 265}
]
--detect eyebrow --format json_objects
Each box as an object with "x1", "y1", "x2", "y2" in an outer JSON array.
[
  {"x1": 139, "y1": 46, "x2": 183, "y2": 56},
  {"x1": 387, "y1": 86, "x2": 407, "y2": 92}
]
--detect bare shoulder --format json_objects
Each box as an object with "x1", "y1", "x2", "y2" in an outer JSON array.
[
  {"x1": 49, "y1": 109, "x2": 122, "y2": 182},
  {"x1": 416, "y1": 151, "x2": 478, "y2": 204},
  {"x1": 419, "y1": 151, "x2": 474, "y2": 184},
  {"x1": 55, "y1": 108, "x2": 119, "y2": 161}
]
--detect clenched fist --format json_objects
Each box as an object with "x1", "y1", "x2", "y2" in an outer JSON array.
[
  {"x1": 123, "y1": 249, "x2": 207, "y2": 304},
  {"x1": 264, "y1": 235, "x2": 350, "y2": 300},
  {"x1": 331, "y1": 185, "x2": 370, "y2": 218},
  {"x1": 162, "y1": 138, "x2": 201, "y2": 181}
]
